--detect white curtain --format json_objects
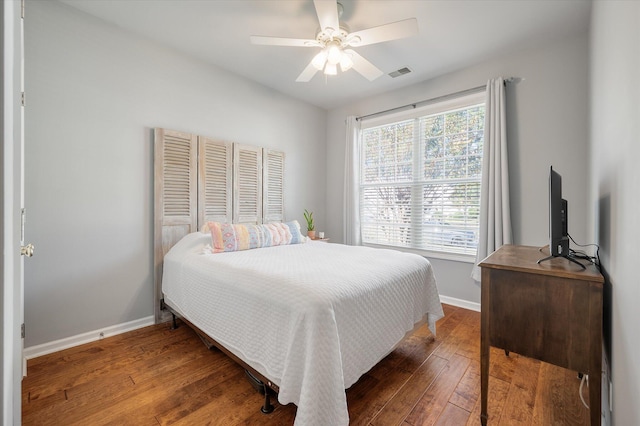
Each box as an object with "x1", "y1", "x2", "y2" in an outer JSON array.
[
  {"x1": 472, "y1": 78, "x2": 513, "y2": 281},
  {"x1": 343, "y1": 116, "x2": 362, "y2": 245}
]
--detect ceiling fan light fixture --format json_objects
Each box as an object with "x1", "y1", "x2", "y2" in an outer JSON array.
[
  {"x1": 251, "y1": 0, "x2": 418, "y2": 83},
  {"x1": 312, "y1": 49, "x2": 328, "y2": 70},
  {"x1": 339, "y1": 53, "x2": 353, "y2": 72},
  {"x1": 326, "y1": 43, "x2": 342, "y2": 65},
  {"x1": 324, "y1": 62, "x2": 337, "y2": 75}
]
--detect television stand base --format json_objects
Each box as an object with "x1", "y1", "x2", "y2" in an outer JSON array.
[{"x1": 537, "y1": 254, "x2": 586, "y2": 270}]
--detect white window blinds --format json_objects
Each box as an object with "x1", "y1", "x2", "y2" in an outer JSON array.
[{"x1": 360, "y1": 92, "x2": 485, "y2": 258}]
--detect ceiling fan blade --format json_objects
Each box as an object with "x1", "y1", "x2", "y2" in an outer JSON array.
[
  {"x1": 250, "y1": 35, "x2": 320, "y2": 47},
  {"x1": 313, "y1": 0, "x2": 340, "y2": 33},
  {"x1": 344, "y1": 49, "x2": 384, "y2": 81},
  {"x1": 347, "y1": 18, "x2": 418, "y2": 47},
  {"x1": 296, "y1": 61, "x2": 320, "y2": 82}
]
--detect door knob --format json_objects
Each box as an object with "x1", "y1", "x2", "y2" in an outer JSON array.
[{"x1": 20, "y1": 243, "x2": 34, "y2": 257}]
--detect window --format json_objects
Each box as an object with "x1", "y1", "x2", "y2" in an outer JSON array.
[{"x1": 359, "y1": 92, "x2": 485, "y2": 260}]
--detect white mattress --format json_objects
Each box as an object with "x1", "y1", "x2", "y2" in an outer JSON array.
[{"x1": 162, "y1": 232, "x2": 444, "y2": 426}]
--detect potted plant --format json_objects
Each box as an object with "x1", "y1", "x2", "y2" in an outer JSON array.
[{"x1": 303, "y1": 209, "x2": 315, "y2": 239}]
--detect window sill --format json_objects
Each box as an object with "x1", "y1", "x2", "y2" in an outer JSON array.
[{"x1": 362, "y1": 243, "x2": 477, "y2": 264}]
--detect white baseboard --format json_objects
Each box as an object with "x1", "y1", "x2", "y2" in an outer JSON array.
[
  {"x1": 24, "y1": 315, "x2": 155, "y2": 360},
  {"x1": 440, "y1": 295, "x2": 480, "y2": 312}
]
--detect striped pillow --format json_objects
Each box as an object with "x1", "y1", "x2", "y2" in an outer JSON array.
[{"x1": 208, "y1": 220, "x2": 306, "y2": 253}]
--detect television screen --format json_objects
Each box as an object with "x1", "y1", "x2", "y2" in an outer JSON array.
[{"x1": 549, "y1": 166, "x2": 569, "y2": 256}]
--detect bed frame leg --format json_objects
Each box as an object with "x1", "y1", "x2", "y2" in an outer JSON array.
[
  {"x1": 171, "y1": 313, "x2": 178, "y2": 330},
  {"x1": 244, "y1": 369, "x2": 275, "y2": 414},
  {"x1": 261, "y1": 386, "x2": 274, "y2": 414}
]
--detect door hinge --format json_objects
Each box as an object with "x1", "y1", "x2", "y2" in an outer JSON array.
[
  {"x1": 21, "y1": 92, "x2": 25, "y2": 107},
  {"x1": 21, "y1": 0, "x2": 25, "y2": 19},
  {"x1": 21, "y1": 323, "x2": 25, "y2": 339},
  {"x1": 21, "y1": 208, "x2": 26, "y2": 243}
]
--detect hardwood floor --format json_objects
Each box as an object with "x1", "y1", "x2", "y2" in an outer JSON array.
[{"x1": 22, "y1": 304, "x2": 591, "y2": 425}]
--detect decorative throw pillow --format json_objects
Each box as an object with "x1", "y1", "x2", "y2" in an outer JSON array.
[{"x1": 208, "y1": 220, "x2": 306, "y2": 253}]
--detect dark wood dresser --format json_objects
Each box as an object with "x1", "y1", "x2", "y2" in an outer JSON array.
[{"x1": 479, "y1": 244, "x2": 604, "y2": 425}]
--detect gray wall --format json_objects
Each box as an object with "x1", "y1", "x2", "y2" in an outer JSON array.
[
  {"x1": 325, "y1": 33, "x2": 590, "y2": 304},
  {"x1": 590, "y1": 1, "x2": 640, "y2": 424},
  {"x1": 24, "y1": 1, "x2": 326, "y2": 347}
]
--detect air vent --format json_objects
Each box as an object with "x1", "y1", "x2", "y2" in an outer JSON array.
[{"x1": 388, "y1": 67, "x2": 412, "y2": 78}]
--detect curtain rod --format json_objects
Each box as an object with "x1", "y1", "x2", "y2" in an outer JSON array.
[{"x1": 356, "y1": 77, "x2": 520, "y2": 122}]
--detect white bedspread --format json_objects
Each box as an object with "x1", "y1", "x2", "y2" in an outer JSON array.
[{"x1": 162, "y1": 232, "x2": 444, "y2": 426}]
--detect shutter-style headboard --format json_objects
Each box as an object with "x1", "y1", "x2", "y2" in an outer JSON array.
[
  {"x1": 154, "y1": 128, "x2": 284, "y2": 323},
  {"x1": 263, "y1": 149, "x2": 285, "y2": 223},
  {"x1": 233, "y1": 144, "x2": 263, "y2": 224},
  {"x1": 198, "y1": 136, "x2": 232, "y2": 227},
  {"x1": 154, "y1": 128, "x2": 197, "y2": 323}
]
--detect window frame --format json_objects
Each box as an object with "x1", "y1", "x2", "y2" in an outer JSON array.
[{"x1": 358, "y1": 91, "x2": 486, "y2": 263}]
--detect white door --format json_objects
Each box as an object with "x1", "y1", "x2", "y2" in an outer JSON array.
[{"x1": 2, "y1": 0, "x2": 27, "y2": 424}]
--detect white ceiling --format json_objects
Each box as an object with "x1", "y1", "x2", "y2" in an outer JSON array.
[{"x1": 59, "y1": 0, "x2": 592, "y2": 110}]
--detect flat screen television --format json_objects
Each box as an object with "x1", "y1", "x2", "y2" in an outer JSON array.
[{"x1": 549, "y1": 166, "x2": 569, "y2": 256}]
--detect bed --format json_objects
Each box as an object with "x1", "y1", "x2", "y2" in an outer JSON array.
[
  {"x1": 153, "y1": 128, "x2": 444, "y2": 425},
  {"x1": 161, "y1": 231, "x2": 443, "y2": 425}
]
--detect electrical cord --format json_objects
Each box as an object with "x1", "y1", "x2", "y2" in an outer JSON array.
[
  {"x1": 568, "y1": 234, "x2": 601, "y2": 272},
  {"x1": 567, "y1": 235, "x2": 600, "y2": 410},
  {"x1": 579, "y1": 373, "x2": 589, "y2": 409}
]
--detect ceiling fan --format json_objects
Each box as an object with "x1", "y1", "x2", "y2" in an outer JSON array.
[{"x1": 250, "y1": 0, "x2": 418, "y2": 82}]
